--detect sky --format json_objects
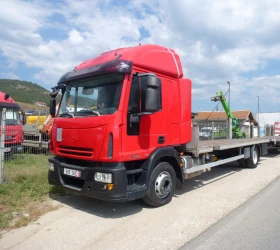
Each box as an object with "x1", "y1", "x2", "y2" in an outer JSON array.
[{"x1": 0, "y1": 0, "x2": 280, "y2": 115}]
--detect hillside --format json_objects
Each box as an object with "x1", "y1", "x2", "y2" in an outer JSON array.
[
  {"x1": 17, "y1": 102, "x2": 49, "y2": 112},
  {"x1": 0, "y1": 79, "x2": 51, "y2": 106}
]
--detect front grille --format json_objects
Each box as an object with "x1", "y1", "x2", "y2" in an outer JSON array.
[
  {"x1": 58, "y1": 145, "x2": 93, "y2": 157},
  {"x1": 61, "y1": 175, "x2": 84, "y2": 189}
]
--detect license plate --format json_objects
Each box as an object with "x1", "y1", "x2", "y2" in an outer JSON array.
[
  {"x1": 4, "y1": 148, "x2": 11, "y2": 153},
  {"x1": 63, "y1": 168, "x2": 81, "y2": 178}
]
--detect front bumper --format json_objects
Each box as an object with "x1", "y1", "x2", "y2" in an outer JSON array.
[
  {"x1": 48, "y1": 157, "x2": 147, "y2": 202},
  {"x1": 5, "y1": 144, "x2": 23, "y2": 154}
]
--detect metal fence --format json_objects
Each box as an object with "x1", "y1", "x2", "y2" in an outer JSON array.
[
  {"x1": 0, "y1": 108, "x2": 50, "y2": 183},
  {"x1": 265, "y1": 125, "x2": 275, "y2": 136},
  {"x1": 196, "y1": 120, "x2": 229, "y2": 140}
]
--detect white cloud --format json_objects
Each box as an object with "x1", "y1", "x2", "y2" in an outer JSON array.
[
  {"x1": 0, "y1": 0, "x2": 280, "y2": 111},
  {"x1": 0, "y1": 71, "x2": 19, "y2": 80}
]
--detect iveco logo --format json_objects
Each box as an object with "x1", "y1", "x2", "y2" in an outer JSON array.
[
  {"x1": 129, "y1": 154, "x2": 140, "y2": 159},
  {"x1": 5, "y1": 136, "x2": 13, "y2": 139}
]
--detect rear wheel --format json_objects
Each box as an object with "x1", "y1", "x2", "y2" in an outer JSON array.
[
  {"x1": 246, "y1": 147, "x2": 259, "y2": 168},
  {"x1": 238, "y1": 158, "x2": 247, "y2": 168},
  {"x1": 142, "y1": 162, "x2": 176, "y2": 207}
]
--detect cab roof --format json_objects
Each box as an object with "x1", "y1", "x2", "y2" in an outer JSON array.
[
  {"x1": 0, "y1": 92, "x2": 15, "y2": 104},
  {"x1": 75, "y1": 44, "x2": 184, "y2": 79}
]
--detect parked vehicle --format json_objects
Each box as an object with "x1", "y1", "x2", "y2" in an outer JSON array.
[
  {"x1": 199, "y1": 127, "x2": 215, "y2": 138},
  {"x1": 199, "y1": 127, "x2": 227, "y2": 140},
  {"x1": 48, "y1": 44, "x2": 270, "y2": 207},
  {"x1": 22, "y1": 110, "x2": 50, "y2": 152},
  {"x1": 0, "y1": 92, "x2": 24, "y2": 156}
]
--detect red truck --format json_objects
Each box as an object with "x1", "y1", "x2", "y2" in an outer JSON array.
[
  {"x1": 0, "y1": 92, "x2": 24, "y2": 156},
  {"x1": 48, "y1": 44, "x2": 270, "y2": 207}
]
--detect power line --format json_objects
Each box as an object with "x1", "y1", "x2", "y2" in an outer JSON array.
[
  {"x1": 205, "y1": 90, "x2": 231, "y2": 121},
  {"x1": 258, "y1": 105, "x2": 266, "y2": 125},
  {"x1": 259, "y1": 98, "x2": 273, "y2": 112},
  {"x1": 205, "y1": 101, "x2": 221, "y2": 121},
  {"x1": 230, "y1": 83, "x2": 254, "y2": 97},
  {"x1": 230, "y1": 82, "x2": 274, "y2": 112}
]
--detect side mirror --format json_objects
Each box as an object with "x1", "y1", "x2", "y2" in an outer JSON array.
[
  {"x1": 50, "y1": 98, "x2": 56, "y2": 117},
  {"x1": 50, "y1": 88, "x2": 59, "y2": 118},
  {"x1": 144, "y1": 75, "x2": 162, "y2": 113}
]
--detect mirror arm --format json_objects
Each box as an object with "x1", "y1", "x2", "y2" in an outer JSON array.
[
  {"x1": 137, "y1": 112, "x2": 154, "y2": 116},
  {"x1": 129, "y1": 112, "x2": 154, "y2": 125},
  {"x1": 134, "y1": 72, "x2": 157, "y2": 77}
]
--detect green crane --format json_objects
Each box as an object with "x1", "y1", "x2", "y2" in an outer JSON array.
[{"x1": 211, "y1": 90, "x2": 245, "y2": 139}]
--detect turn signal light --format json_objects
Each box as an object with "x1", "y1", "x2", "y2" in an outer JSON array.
[{"x1": 107, "y1": 184, "x2": 114, "y2": 191}]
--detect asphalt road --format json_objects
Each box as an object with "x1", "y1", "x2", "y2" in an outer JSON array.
[
  {"x1": 1, "y1": 149, "x2": 280, "y2": 250},
  {"x1": 181, "y1": 176, "x2": 280, "y2": 250}
]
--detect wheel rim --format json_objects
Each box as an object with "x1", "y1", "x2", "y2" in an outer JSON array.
[
  {"x1": 155, "y1": 171, "x2": 173, "y2": 199},
  {"x1": 253, "y1": 149, "x2": 258, "y2": 164}
]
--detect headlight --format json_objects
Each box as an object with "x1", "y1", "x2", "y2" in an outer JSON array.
[
  {"x1": 94, "y1": 172, "x2": 112, "y2": 183},
  {"x1": 49, "y1": 163, "x2": 54, "y2": 171}
]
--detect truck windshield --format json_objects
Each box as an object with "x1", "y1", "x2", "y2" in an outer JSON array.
[
  {"x1": 0, "y1": 109, "x2": 20, "y2": 125},
  {"x1": 59, "y1": 74, "x2": 123, "y2": 117}
]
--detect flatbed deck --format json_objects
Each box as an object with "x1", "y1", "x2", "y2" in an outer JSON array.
[
  {"x1": 198, "y1": 137, "x2": 272, "y2": 153},
  {"x1": 263, "y1": 136, "x2": 280, "y2": 146}
]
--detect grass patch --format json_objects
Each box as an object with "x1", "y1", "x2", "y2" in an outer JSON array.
[{"x1": 0, "y1": 154, "x2": 68, "y2": 231}]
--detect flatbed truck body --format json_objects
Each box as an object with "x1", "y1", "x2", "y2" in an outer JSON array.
[{"x1": 47, "y1": 44, "x2": 274, "y2": 207}]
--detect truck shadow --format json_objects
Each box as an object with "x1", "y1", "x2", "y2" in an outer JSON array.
[
  {"x1": 49, "y1": 149, "x2": 280, "y2": 218},
  {"x1": 49, "y1": 192, "x2": 144, "y2": 219},
  {"x1": 175, "y1": 161, "x2": 243, "y2": 196},
  {"x1": 175, "y1": 149, "x2": 280, "y2": 197},
  {"x1": 263, "y1": 148, "x2": 280, "y2": 158},
  {"x1": 49, "y1": 162, "x2": 245, "y2": 218},
  {"x1": 49, "y1": 151, "x2": 279, "y2": 218}
]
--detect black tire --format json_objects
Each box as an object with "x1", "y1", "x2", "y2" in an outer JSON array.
[
  {"x1": 238, "y1": 158, "x2": 247, "y2": 168},
  {"x1": 246, "y1": 147, "x2": 259, "y2": 168},
  {"x1": 142, "y1": 162, "x2": 176, "y2": 207}
]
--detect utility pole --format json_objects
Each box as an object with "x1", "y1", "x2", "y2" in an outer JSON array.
[
  {"x1": 227, "y1": 81, "x2": 230, "y2": 111},
  {"x1": 0, "y1": 108, "x2": 6, "y2": 184},
  {"x1": 257, "y1": 96, "x2": 259, "y2": 122}
]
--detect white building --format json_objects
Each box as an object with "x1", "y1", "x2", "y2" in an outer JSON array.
[
  {"x1": 256, "y1": 112, "x2": 280, "y2": 136},
  {"x1": 256, "y1": 112, "x2": 280, "y2": 127}
]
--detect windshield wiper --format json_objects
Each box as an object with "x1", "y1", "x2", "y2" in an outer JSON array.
[
  {"x1": 59, "y1": 113, "x2": 75, "y2": 118},
  {"x1": 77, "y1": 110, "x2": 100, "y2": 116}
]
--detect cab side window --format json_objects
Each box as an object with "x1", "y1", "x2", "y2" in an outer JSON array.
[{"x1": 127, "y1": 76, "x2": 140, "y2": 135}]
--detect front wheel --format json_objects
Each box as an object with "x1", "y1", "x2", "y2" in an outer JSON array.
[{"x1": 142, "y1": 162, "x2": 176, "y2": 207}]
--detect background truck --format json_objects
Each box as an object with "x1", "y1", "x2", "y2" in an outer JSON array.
[
  {"x1": 22, "y1": 110, "x2": 50, "y2": 152},
  {"x1": 211, "y1": 90, "x2": 246, "y2": 139},
  {"x1": 0, "y1": 92, "x2": 24, "y2": 157},
  {"x1": 48, "y1": 44, "x2": 269, "y2": 207}
]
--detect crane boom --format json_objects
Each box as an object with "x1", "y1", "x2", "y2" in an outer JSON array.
[
  {"x1": 211, "y1": 90, "x2": 234, "y2": 119},
  {"x1": 211, "y1": 90, "x2": 245, "y2": 139}
]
